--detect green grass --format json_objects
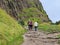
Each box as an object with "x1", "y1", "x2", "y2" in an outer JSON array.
[
  {"x1": 0, "y1": 9, "x2": 26, "y2": 45},
  {"x1": 38, "y1": 23, "x2": 60, "y2": 33},
  {"x1": 18, "y1": 7, "x2": 49, "y2": 25}
]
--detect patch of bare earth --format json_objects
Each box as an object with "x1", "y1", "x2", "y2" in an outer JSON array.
[{"x1": 22, "y1": 31, "x2": 60, "y2": 45}]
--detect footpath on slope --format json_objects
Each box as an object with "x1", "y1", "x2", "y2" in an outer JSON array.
[{"x1": 22, "y1": 30, "x2": 60, "y2": 45}]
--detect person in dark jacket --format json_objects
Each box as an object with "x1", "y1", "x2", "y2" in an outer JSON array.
[{"x1": 28, "y1": 20, "x2": 33, "y2": 30}]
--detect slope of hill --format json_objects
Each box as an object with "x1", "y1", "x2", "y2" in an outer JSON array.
[
  {"x1": 0, "y1": 8, "x2": 26, "y2": 45},
  {"x1": 0, "y1": 0, "x2": 50, "y2": 23}
]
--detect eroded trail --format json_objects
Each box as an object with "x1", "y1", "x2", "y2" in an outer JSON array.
[{"x1": 22, "y1": 31, "x2": 60, "y2": 45}]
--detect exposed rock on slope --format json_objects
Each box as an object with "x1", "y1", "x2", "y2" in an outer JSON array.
[{"x1": 0, "y1": 0, "x2": 50, "y2": 23}]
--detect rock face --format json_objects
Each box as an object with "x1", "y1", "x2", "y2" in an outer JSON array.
[{"x1": 0, "y1": 0, "x2": 50, "y2": 23}]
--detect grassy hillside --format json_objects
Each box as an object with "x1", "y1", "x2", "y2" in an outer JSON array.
[
  {"x1": 0, "y1": 0, "x2": 50, "y2": 23},
  {"x1": 18, "y1": 7, "x2": 49, "y2": 25},
  {"x1": 0, "y1": 9, "x2": 26, "y2": 45}
]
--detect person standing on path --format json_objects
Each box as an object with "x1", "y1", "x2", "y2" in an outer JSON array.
[
  {"x1": 34, "y1": 22, "x2": 38, "y2": 31},
  {"x1": 28, "y1": 20, "x2": 33, "y2": 30}
]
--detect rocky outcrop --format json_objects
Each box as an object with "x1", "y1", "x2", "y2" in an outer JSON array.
[{"x1": 0, "y1": 0, "x2": 50, "y2": 22}]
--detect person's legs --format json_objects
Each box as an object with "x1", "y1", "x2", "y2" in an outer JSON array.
[
  {"x1": 28, "y1": 25, "x2": 30, "y2": 30},
  {"x1": 29, "y1": 25, "x2": 33, "y2": 30},
  {"x1": 35, "y1": 26, "x2": 37, "y2": 31}
]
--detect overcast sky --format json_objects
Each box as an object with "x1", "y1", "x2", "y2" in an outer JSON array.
[{"x1": 40, "y1": 0, "x2": 60, "y2": 23}]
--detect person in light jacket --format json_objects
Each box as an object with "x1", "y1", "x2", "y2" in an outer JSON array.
[{"x1": 34, "y1": 22, "x2": 38, "y2": 31}]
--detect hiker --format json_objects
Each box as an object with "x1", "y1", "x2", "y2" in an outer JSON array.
[
  {"x1": 28, "y1": 20, "x2": 33, "y2": 30},
  {"x1": 34, "y1": 22, "x2": 38, "y2": 31}
]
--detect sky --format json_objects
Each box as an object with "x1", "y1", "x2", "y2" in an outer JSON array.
[{"x1": 40, "y1": 0, "x2": 60, "y2": 23}]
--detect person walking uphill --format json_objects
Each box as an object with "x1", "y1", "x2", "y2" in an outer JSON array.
[
  {"x1": 28, "y1": 20, "x2": 33, "y2": 30},
  {"x1": 34, "y1": 22, "x2": 38, "y2": 31}
]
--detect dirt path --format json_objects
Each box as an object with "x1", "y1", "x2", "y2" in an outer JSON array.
[{"x1": 22, "y1": 31, "x2": 60, "y2": 45}]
